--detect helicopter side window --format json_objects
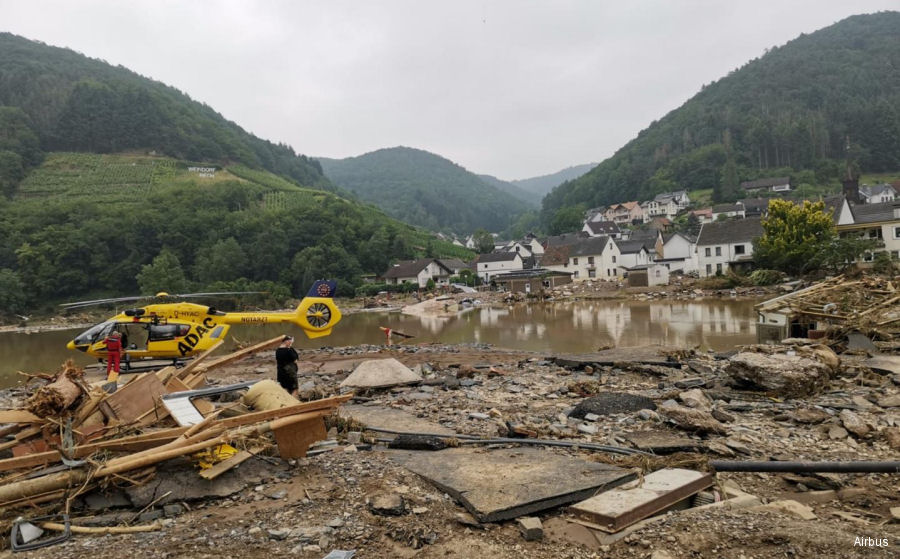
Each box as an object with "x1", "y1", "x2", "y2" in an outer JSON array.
[
  {"x1": 148, "y1": 324, "x2": 191, "y2": 342},
  {"x1": 73, "y1": 321, "x2": 116, "y2": 346}
]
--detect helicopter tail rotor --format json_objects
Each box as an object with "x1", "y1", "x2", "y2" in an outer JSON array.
[{"x1": 292, "y1": 280, "x2": 342, "y2": 338}]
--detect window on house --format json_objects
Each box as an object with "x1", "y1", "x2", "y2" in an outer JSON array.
[
  {"x1": 588, "y1": 256, "x2": 594, "y2": 265},
  {"x1": 894, "y1": 226, "x2": 900, "y2": 239},
  {"x1": 715, "y1": 247, "x2": 722, "y2": 256},
  {"x1": 573, "y1": 271, "x2": 579, "y2": 278},
  {"x1": 706, "y1": 264, "x2": 712, "y2": 275},
  {"x1": 655, "y1": 269, "x2": 661, "y2": 277},
  {"x1": 612, "y1": 255, "x2": 617, "y2": 263},
  {"x1": 704, "y1": 247, "x2": 711, "y2": 257},
  {"x1": 482, "y1": 264, "x2": 488, "y2": 269},
  {"x1": 734, "y1": 244, "x2": 745, "y2": 255},
  {"x1": 588, "y1": 269, "x2": 596, "y2": 278},
  {"x1": 573, "y1": 257, "x2": 579, "y2": 265},
  {"x1": 716, "y1": 263, "x2": 723, "y2": 273}
]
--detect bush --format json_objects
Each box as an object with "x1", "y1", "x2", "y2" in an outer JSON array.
[
  {"x1": 749, "y1": 269, "x2": 785, "y2": 286},
  {"x1": 697, "y1": 269, "x2": 751, "y2": 289}
]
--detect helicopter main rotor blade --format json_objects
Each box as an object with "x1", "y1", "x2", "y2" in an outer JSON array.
[
  {"x1": 174, "y1": 291, "x2": 266, "y2": 298},
  {"x1": 60, "y1": 296, "x2": 146, "y2": 308},
  {"x1": 61, "y1": 291, "x2": 268, "y2": 309}
]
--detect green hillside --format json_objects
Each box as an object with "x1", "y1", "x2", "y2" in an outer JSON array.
[
  {"x1": 511, "y1": 163, "x2": 596, "y2": 198},
  {"x1": 318, "y1": 147, "x2": 531, "y2": 235},
  {"x1": 0, "y1": 153, "x2": 471, "y2": 314},
  {"x1": 0, "y1": 32, "x2": 329, "y2": 193},
  {"x1": 477, "y1": 174, "x2": 540, "y2": 207},
  {"x1": 542, "y1": 12, "x2": 900, "y2": 223}
]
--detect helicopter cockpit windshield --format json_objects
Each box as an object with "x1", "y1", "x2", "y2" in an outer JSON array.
[{"x1": 73, "y1": 321, "x2": 116, "y2": 346}]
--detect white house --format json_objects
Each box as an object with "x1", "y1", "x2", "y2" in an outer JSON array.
[
  {"x1": 474, "y1": 252, "x2": 524, "y2": 283},
  {"x1": 657, "y1": 232, "x2": 697, "y2": 273},
  {"x1": 695, "y1": 218, "x2": 764, "y2": 277},
  {"x1": 614, "y1": 239, "x2": 651, "y2": 270},
  {"x1": 542, "y1": 235, "x2": 622, "y2": 280},
  {"x1": 711, "y1": 202, "x2": 746, "y2": 221},
  {"x1": 645, "y1": 191, "x2": 690, "y2": 220},
  {"x1": 837, "y1": 200, "x2": 900, "y2": 264},
  {"x1": 582, "y1": 220, "x2": 621, "y2": 238},
  {"x1": 859, "y1": 184, "x2": 897, "y2": 204},
  {"x1": 382, "y1": 259, "x2": 454, "y2": 287}
]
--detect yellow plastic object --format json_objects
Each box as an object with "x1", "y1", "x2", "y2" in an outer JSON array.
[{"x1": 192, "y1": 443, "x2": 238, "y2": 469}]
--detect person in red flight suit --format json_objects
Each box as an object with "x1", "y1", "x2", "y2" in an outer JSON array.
[{"x1": 104, "y1": 330, "x2": 123, "y2": 384}]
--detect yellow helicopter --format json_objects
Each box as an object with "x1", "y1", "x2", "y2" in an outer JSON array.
[{"x1": 63, "y1": 280, "x2": 341, "y2": 369}]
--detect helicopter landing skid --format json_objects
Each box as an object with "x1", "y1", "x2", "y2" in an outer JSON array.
[{"x1": 119, "y1": 358, "x2": 191, "y2": 373}]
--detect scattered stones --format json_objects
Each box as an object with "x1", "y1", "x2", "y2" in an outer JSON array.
[
  {"x1": 725, "y1": 348, "x2": 834, "y2": 397},
  {"x1": 790, "y1": 408, "x2": 830, "y2": 424},
  {"x1": 839, "y1": 410, "x2": 871, "y2": 438},
  {"x1": 877, "y1": 394, "x2": 900, "y2": 408},
  {"x1": 678, "y1": 388, "x2": 711, "y2": 410},
  {"x1": 828, "y1": 425, "x2": 849, "y2": 440},
  {"x1": 658, "y1": 401, "x2": 728, "y2": 435},
  {"x1": 883, "y1": 427, "x2": 900, "y2": 450},
  {"x1": 367, "y1": 492, "x2": 406, "y2": 516},
  {"x1": 516, "y1": 516, "x2": 543, "y2": 541},
  {"x1": 568, "y1": 392, "x2": 656, "y2": 419},
  {"x1": 340, "y1": 358, "x2": 422, "y2": 389},
  {"x1": 758, "y1": 499, "x2": 817, "y2": 520}
]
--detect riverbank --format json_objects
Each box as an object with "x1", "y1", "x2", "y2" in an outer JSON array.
[{"x1": 2, "y1": 339, "x2": 897, "y2": 558}]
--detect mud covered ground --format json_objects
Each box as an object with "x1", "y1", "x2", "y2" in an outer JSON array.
[{"x1": 7, "y1": 340, "x2": 900, "y2": 559}]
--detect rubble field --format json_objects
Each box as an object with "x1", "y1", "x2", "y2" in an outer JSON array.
[{"x1": 2, "y1": 336, "x2": 897, "y2": 559}]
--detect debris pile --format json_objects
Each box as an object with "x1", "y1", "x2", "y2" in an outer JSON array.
[
  {"x1": 0, "y1": 336, "x2": 349, "y2": 551},
  {"x1": 756, "y1": 274, "x2": 900, "y2": 344}
]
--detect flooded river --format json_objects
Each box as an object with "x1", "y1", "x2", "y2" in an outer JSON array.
[{"x1": 0, "y1": 298, "x2": 759, "y2": 388}]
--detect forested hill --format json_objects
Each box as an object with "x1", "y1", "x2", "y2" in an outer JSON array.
[
  {"x1": 318, "y1": 147, "x2": 531, "y2": 235},
  {"x1": 511, "y1": 163, "x2": 596, "y2": 198},
  {"x1": 0, "y1": 32, "x2": 329, "y2": 191},
  {"x1": 476, "y1": 174, "x2": 540, "y2": 206},
  {"x1": 0, "y1": 153, "x2": 472, "y2": 314},
  {"x1": 542, "y1": 12, "x2": 900, "y2": 222}
]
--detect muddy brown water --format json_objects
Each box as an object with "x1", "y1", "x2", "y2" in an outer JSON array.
[{"x1": 0, "y1": 299, "x2": 759, "y2": 389}]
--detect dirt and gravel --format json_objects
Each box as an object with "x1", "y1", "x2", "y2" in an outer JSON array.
[{"x1": 3, "y1": 330, "x2": 898, "y2": 558}]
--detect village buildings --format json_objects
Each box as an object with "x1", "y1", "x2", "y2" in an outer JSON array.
[
  {"x1": 382, "y1": 258, "x2": 454, "y2": 287},
  {"x1": 695, "y1": 217, "x2": 764, "y2": 277},
  {"x1": 472, "y1": 252, "x2": 524, "y2": 283},
  {"x1": 741, "y1": 176, "x2": 791, "y2": 193}
]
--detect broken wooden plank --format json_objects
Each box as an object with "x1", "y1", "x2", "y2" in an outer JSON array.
[
  {"x1": 195, "y1": 335, "x2": 284, "y2": 373},
  {"x1": 569, "y1": 468, "x2": 713, "y2": 533},
  {"x1": 99, "y1": 373, "x2": 169, "y2": 424},
  {"x1": 0, "y1": 395, "x2": 350, "y2": 472},
  {"x1": 272, "y1": 416, "x2": 327, "y2": 459},
  {"x1": 0, "y1": 410, "x2": 43, "y2": 424}
]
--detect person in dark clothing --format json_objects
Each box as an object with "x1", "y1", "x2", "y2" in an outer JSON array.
[{"x1": 275, "y1": 336, "x2": 299, "y2": 395}]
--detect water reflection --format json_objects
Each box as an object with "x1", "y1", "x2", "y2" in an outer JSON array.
[{"x1": 0, "y1": 299, "x2": 759, "y2": 388}]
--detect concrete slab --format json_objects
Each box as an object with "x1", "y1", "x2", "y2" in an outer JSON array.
[
  {"x1": 865, "y1": 355, "x2": 900, "y2": 376},
  {"x1": 569, "y1": 468, "x2": 713, "y2": 532},
  {"x1": 339, "y1": 358, "x2": 422, "y2": 389},
  {"x1": 623, "y1": 430, "x2": 704, "y2": 454},
  {"x1": 393, "y1": 447, "x2": 635, "y2": 522},
  {"x1": 553, "y1": 346, "x2": 681, "y2": 369},
  {"x1": 340, "y1": 404, "x2": 455, "y2": 436}
]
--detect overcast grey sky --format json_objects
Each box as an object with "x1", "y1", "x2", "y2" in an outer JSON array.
[{"x1": 1, "y1": 1, "x2": 897, "y2": 179}]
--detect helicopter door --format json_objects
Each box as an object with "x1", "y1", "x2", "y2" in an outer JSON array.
[{"x1": 148, "y1": 324, "x2": 191, "y2": 342}]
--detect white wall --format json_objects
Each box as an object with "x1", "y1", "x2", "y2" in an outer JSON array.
[{"x1": 697, "y1": 241, "x2": 754, "y2": 277}]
